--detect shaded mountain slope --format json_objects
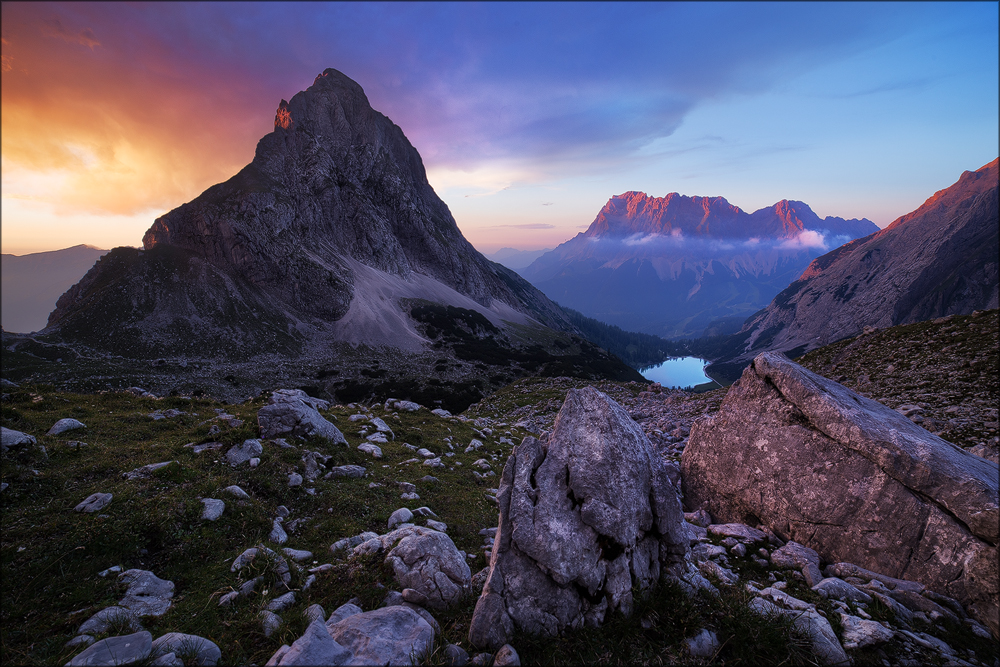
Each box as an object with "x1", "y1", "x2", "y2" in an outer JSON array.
[{"x1": 722, "y1": 159, "x2": 999, "y2": 369}]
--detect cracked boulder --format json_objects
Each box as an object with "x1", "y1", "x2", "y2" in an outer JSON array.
[
  {"x1": 257, "y1": 389, "x2": 346, "y2": 444},
  {"x1": 468, "y1": 387, "x2": 689, "y2": 650},
  {"x1": 682, "y1": 352, "x2": 999, "y2": 637}
]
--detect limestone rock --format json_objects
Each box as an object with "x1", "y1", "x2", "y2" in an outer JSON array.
[
  {"x1": 65, "y1": 635, "x2": 94, "y2": 649},
  {"x1": 683, "y1": 352, "x2": 999, "y2": 636},
  {"x1": 267, "y1": 592, "x2": 296, "y2": 612},
  {"x1": 68, "y1": 631, "x2": 152, "y2": 666},
  {"x1": 225, "y1": 439, "x2": 263, "y2": 467},
  {"x1": 326, "y1": 465, "x2": 365, "y2": 478},
  {"x1": 270, "y1": 518, "x2": 288, "y2": 545},
  {"x1": 837, "y1": 612, "x2": 893, "y2": 650},
  {"x1": 812, "y1": 577, "x2": 872, "y2": 604},
  {"x1": 268, "y1": 620, "x2": 351, "y2": 666},
  {"x1": 200, "y1": 499, "x2": 224, "y2": 522},
  {"x1": 685, "y1": 629, "x2": 720, "y2": 658},
  {"x1": 707, "y1": 523, "x2": 766, "y2": 544},
  {"x1": 78, "y1": 607, "x2": 142, "y2": 636},
  {"x1": 388, "y1": 508, "x2": 414, "y2": 531},
  {"x1": 150, "y1": 633, "x2": 221, "y2": 666},
  {"x1": 261, "y1": 610, "x2": 282, "y2": 637},
  {"x1": 303, "y1": 604, "x2": 326, "y2": 625},
  {"x1": 48, "y1": 418, "x2": 86, "y2": 436},
  {"x1": 426, "y1": 519, "x2": 447, "y2": 532},
  {"x1": 752, "y1": 598, "x2": 848, "y2": 665},
  {"x1": 326, "y1": 602, "x2": 363, "y2": 628},
  {"x1": 770, "y1": 541, "x2": 823, "y2": 587},
  {"x1": 118, "y1": 570, "x2": 174, "y2": 617},
  {"x1": 383, "y1": 524, "x2": 471, "y2": 610},
  {"x1": 468, "y1": 387, "x2": 689, "y2": 649},
  {"x1": 493, "y1": 644, "x2": 520, "y2": 666},
  {"x1": 1, "y1": 427, "x2": 36, "y2": 452},
  {"x1": 282, "y1": 548, "x2": 312, "y2": 562},
  {"x1": 327, "y1": 606, "x2": 434, "y2": 666},
  {"x1": 75, "y1": 493, "x2": 112, "y2": 513},
  {"x1": 443, "y1": 643, "x2": 468, "y2": 665},
  {"x1": 358, "y1": 443, "x2": 383, "y2": 458},
  {"x1": 258, "y1": 390, "x2": 346, "y2": 444},
  {"x1": 223, "y1": 485, "x2": 250, "y2": 499}
]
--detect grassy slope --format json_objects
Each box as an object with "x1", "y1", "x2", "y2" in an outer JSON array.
[{"x1": 0, "y1": 385, "x2": 830, "y2": 667}]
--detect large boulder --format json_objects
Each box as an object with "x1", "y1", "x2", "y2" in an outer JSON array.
[
  {"x1": 267, "y1": 620, "x2": 352, "y2": 666},
  {"x1": 257, "y1": 389, "x2": 346, "y2": 444},
  {"x1": 468, "y1": 387, "x2": 689, "y2": 649},
  {"x1": 682, "y1": 352, "x2": 999, "y2": 636}
]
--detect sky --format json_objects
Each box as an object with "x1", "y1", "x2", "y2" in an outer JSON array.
[{"x1": 2, "y1": 2, "x2": 997, "y2": 256}]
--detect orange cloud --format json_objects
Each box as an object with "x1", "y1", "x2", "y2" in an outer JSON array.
[{"x1": 1, "y1": 9, "x2": 271, "y2": 217}]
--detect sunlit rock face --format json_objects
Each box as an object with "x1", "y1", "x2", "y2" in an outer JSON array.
[
  {"x1": 519, "y1": 190, "x2": 878, "y2": 338},
  {"x1": 724, "y1": 159, "x2": 999, "y2": 367},
  {"x1": 48, "y1": 68, "x2": 571, "y2": 357}
]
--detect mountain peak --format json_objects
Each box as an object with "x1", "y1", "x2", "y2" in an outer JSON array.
[{"x1": 55, "y1": 68, "x2": 572, "y2": 354}]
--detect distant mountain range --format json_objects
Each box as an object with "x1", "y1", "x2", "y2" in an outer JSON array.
[
  {"x1": 520, "y1": 191, "x2": 878, "y2": 338},
  {"x1": 1, "y1": 245, "x2": 109, "y2": 333},
  {"x1": 486, "y1": 247, "x2": 553, "y2": 271},
  {"x1": 707, "y1": 158, "x2": 999, "y2": 381}
]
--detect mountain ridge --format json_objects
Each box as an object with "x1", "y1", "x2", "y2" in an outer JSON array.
[
  {"x1": 707, "y1": 158, "x2": 999, "y2": 379},
  {"x1": 519, "y1": 191, "x2": 878, "y2": 338},
  {"x1": 1, "y1": 245, "x2": 110, "y2": 334}
]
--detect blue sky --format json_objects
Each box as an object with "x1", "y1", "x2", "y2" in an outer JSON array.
[{"x1": 2, "y1": 1, "x2": 997, "y2": 254}]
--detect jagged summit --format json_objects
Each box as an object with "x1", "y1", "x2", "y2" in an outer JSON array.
[
  {"x1": 581, "y1": 191, "x2": 875, "y2": 241},
  {"x1": 48, "y1": 68, "x2": 571, "y2": 360},
  {"x1": 138, "y1": 67, "x2": 557, "y2": 327}
]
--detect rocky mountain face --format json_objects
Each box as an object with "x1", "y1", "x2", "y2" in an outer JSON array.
[
  {"x1": 46, "y1": 68, "x2": 570, "y2": 359},
  {"x1": 25, "y1": 70, "x2": 645, "y2": 404},
  {"x1": 717, "y1": 159, "x2": 999, "y2": 372},
  {"x1": 1, "y1": 245, "x2": 108, "y2": 334},
  {"x1": 519, "y1": 191, "x2": 877, "y2": 338}
]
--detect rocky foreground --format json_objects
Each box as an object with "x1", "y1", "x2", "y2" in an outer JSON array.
[{"x1": 2, "y1": 313, "x2": 998, "y2": 665}]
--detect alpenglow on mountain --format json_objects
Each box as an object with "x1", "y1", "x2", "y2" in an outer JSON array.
[
  {"x1": 38, "y1": 68, "x2": 641, "y2": 404},
  {"x1": 708, "y1": 158, "x2": 1000, "y2": 378},
  {"x1": 519, "y1": 191, "x2": 878, "y2": 338}
]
